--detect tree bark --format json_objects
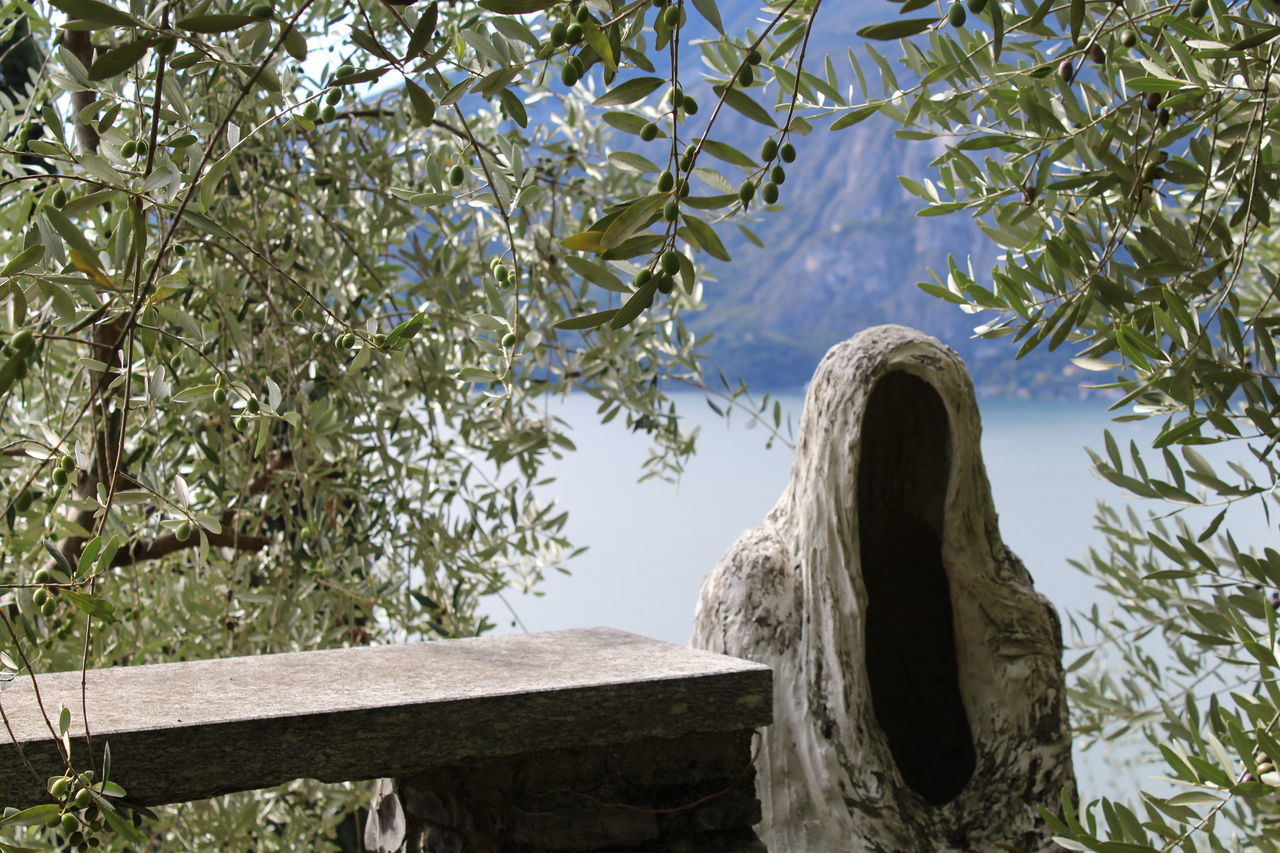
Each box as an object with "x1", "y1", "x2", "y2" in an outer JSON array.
[{"x1": 691, "y1": 325, "x2": 1075, "y2": 853}]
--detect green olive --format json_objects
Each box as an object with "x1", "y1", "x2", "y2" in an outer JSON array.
[
  {"x1": 948, "y1": 3, "x2": 966, "y2": 27},
  {"x1": 660, "y1": 250, "x2": 680, "y2": 275},
  {"x1": 11, "y1": 329, "x2": 34, "y2": 355},
  {"x1": 449, "y1": 164, "x2": 465, "y2": 185},
  {"x1": 640, "y1": 122, "x2": 658, "y2": 141},
  {"x1": 780, "y1": 141, "x2": 796, "y2": 162},
  {"x1": 738, "y1": 180, "x2": 756, "y2": 204}
]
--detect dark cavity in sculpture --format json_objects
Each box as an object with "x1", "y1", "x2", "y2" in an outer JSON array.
[{"x1": 859, "y1": 371, "x2": 975, "y2": 806}]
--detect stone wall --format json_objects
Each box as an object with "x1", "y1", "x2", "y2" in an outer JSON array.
[{"x1": 364, "y1": 730, "x2": 765, "y2": 853}]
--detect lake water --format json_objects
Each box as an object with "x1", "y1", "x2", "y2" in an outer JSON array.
[
  {"x1": 483, "y1": 393, "x2": 1143, "y2": 642},
  {"x1": 480, "y1": 391, "x2": 1260, "y2": 802}
]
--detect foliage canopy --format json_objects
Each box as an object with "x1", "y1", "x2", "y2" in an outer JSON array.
[
  {"x1": 848, "y1": 0, "x2": 1280, "y2": 849},
  {"x1": 6, "y1": 0, "x2": 1280, "y2": 849},
  {"x1": 0, "y1": 0, "x2": 807, "y2": 847}
]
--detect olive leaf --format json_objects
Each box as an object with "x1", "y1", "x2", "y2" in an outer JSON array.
[
  {"x1": 48, "y1": 0, "x2": 141, "y2": 28},
  {"x1": 855, "y1": 18, "x2": 935, "y2": 40},
  {"x1": 88, "y1": 39, "x2": 154, "y2": 80}
]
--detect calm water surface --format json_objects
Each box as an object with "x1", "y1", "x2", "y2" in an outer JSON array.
[
  {"x1": 486, "y1": 394, "x2": 1142, "y2": 642},
  {"x1": 481, "y1": 392, "x2": 1261, "y2": 801}
]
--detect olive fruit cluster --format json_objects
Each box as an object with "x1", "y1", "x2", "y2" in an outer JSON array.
[
  {"x1": 212, "y1": 374, "x2": 228, "y2": 406},
  {"x1": 31, "y1": 568, "x2": 58, "y2": 616},
  {"x1": 947, "y1": 0, "x2": 987, "y2": 26},
  {"x1": 490, "y1": 258, "x2": 518, "y2": 287},
  {"x1": 118, "y1": 138, "x2": 148, "y2": 159},
  {"x1": 668, "y1": 86, "x2": 698, "y2": 117},
  {"x1": 38, "y1": 770, "x2": 125, "y2": 851},
  {"x1": 301, "y1": 99, "x2": 337, "y2": 124},
  {"x1": 658, "y1": 4, "x2": 680, "y2": 32},
  {"x1": 739, "y1": 136, "x2": 795, "y2": 207},
  {"x1": 51, "y1": 454, "x2": 75, "y2": 489},
  {"x1": 5, "y1": 327, "x2": 38, "y2": 379},
  {"x1": 561, "y1": 54, "x2": 586, "y2": 86}
]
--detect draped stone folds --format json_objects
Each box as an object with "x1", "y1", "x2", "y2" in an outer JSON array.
[{"x1": 691, "y1": 325, "x2": 1075, "y2": 853}]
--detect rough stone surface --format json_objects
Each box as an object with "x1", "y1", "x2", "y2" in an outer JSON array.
[
  {"x1": 691, "y1": 325, "x2": 1075, "y2": 852},
  {"x1": 364, "y1": 730, "x2": 766, "y2": 853},
  {"x1": 0, "y1": 627, "x2": 770, "y2": 808}
]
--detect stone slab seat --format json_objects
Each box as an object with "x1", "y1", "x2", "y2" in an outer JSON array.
[{"x1": 0, "y1": 628, "x2": 772, "y2": 814}]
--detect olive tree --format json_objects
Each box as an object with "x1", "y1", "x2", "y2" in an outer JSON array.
[
  {"x1": 833, "y1": 0, "x2": 1280, "y2": 849},
  {"x1": 0, "y1": 0, "x2": 813, "y2": 849}
]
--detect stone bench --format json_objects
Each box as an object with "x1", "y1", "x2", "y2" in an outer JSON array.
[{"x1": 0, "y1": 627, "x2": 771, "y2": 852}]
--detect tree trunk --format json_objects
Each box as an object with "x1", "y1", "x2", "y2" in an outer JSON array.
[{"x1": 691, "y1": 325, "x2": 1075, "y2": 853}]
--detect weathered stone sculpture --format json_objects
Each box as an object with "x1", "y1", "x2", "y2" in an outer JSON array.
[{"x1": 692, "y1": 325, "x2": 1074, "y2": 852}]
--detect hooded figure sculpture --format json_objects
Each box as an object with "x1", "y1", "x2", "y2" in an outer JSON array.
[{"x1": 691, "y1": 325, "x2": 1075, "y2": 853}]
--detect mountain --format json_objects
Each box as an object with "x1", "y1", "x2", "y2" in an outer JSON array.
[{"x1": 679, "y1": 10, "x2": 1095, "y2": 398}]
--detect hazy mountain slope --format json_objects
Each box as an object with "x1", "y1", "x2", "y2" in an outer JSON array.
[{"x1": 679, "y1": 11, "x2": 1091, "y2": 397}]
